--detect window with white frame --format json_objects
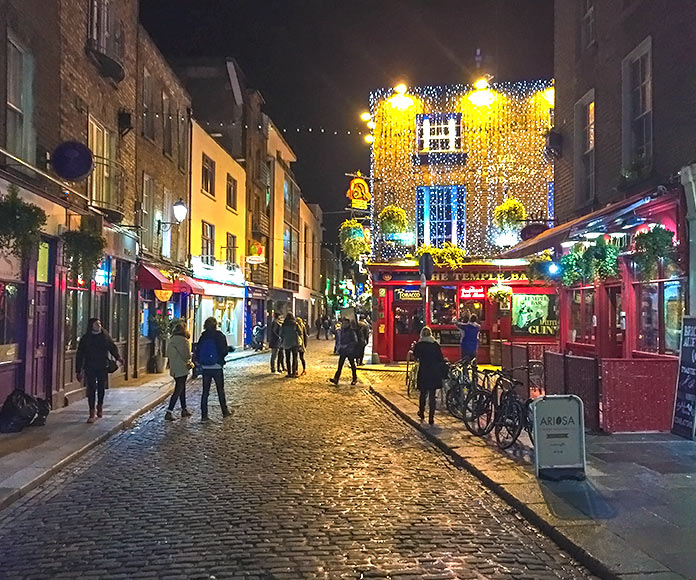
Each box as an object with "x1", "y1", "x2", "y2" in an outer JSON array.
[
  {"x1": 88, "y1": 0, "x2": 120, "y2": 59},
  {"x1": 416, "y1": 113, "x2": 462, "y2": 153},
  {"x1": 574, "y1": 90, "x2": 595, "y2": 203},
  {"x1": 202, "y1": 153, "x2": 215, "y2": 196},
  {"x1": 161, "y1": 188, "x2": 172, "y2": 259},
  {"x1": 581, "y1": 0, "x2": 595, "y2": 49},
  {"x1": 226, "y1": 232, "x2": 237, "y2": 266},
  {"x1": 201, "y1": 221, "x2": 215, "y2": 265},
  {"x1": 88, "y1": 116, "x2": 117, "y2": 207},
  {"x1": 226, "y1": 173, "x2": 237, "y2": 209},
  {"x1": 622, "y1": 37, "x2": 652, "y2": 170},
  {"x1": 6, "y1": 34, "x2": 35, "y2": 163},
  {"x1": 162, "y1": 92, "x2": 172, "y2": 156},
  {"x1": 416, "y1": 186, "x2": 466, "y2": 248},
  {"x1": 142, "y1": 68, "x2": 155, "y2": 139},
  {"x1": 141, "y1": 173, "x2": 155, "y2": 251}
]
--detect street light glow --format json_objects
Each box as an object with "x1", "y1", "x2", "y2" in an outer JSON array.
[
  {"x1": 364, "y1": 134, "x2": 374, "y2": 144},
  {"x1": 473, "y1": 77, "x2": 489, "y2": 90},
  {"x1": 360, "y1": 111, "x2": 371, "y2": 121},
  {"x1": 367, "y1": 120, "x2": 376, "y2": 129},
  {"x1": 394, "y1": 83, "x2": 407, "y2": 94}
]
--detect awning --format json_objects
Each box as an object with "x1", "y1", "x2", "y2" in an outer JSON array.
[
  {"x1": 173, "y1": 275, "x2": 205, "y2": 295},
  {"x1": 499, "y1": 191, "x2": 661, "y2": 259},
  {"x1": 137, "y1": 264, "x2": 174, "y2": 291},
  {"x1": 196, "y1": 279, "x2": 246, "y2": 298}
]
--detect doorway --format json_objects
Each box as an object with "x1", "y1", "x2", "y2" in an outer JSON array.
[
  {"x1": 32, "y1": 240, "x2": 54, "y2": 400},
  {"x1": 392, "y1": 302, "x2": 424, "y2": 361},
  {"x1": 606, "y1": 285, "x2": 624, "y2": 358}
]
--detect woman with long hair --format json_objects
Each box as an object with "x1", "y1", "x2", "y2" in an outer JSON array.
[
  {"x1": 412, "y1": 326, "x2": 446, "y2": 425},
  {"x1": 279, "y1": 312, "x2": 301, "y2": 377},
  {"x1": 296, "y1": 316, "x2": 309, "y2": 376},
  {"x1": 165, "y1": 322, "x2": 193, "y2": 421}
]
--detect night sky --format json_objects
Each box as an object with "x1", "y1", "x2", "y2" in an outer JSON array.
[{"x1": 140, "y1": 0, "x2": 554, "y2": 243}]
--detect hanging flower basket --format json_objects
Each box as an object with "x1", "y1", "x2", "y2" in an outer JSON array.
[
  {"x1": 0, "y1": 184, "x2": 47, "y2": 260},
  {"x1": 493, "y1": 198, "x2": 527, "y2": 231},
  {"x1": 378, "y1": 205, "x2": 408, "y2": 234},
  {"x1": 414, "y1": 242, "x2": 469, "y2": 269},
  {"x1": 487, "y1": 283, "x2": 513, "y2": 306},
  {"x1": 61, "y1": 227, "x2": 106, "y2": 280},
  {"x1": 633, "y1": 225, "x2": 675, "y2": 280},
  {"x1": 339, "y1": 218, "x2": 370, "y2": 262}
]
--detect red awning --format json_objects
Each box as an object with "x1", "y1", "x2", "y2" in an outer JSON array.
[
  {"x1": 137, "y1": 264, "x2": 174, "y2": 291},
  {"x1": 499, "y1": 190, "x2": 663, "y2": 259},
  {"x1": 173, "y1": 275, "x2": 205, "y2": 295}
]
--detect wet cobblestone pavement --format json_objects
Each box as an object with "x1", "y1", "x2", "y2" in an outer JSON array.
[{"x1": 0, "y1": 342, "x2": 595, "y2": 579}]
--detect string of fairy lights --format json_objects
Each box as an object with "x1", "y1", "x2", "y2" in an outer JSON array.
[{"x1": 363, "y1": 79, "x2": 555, "y2": 257}]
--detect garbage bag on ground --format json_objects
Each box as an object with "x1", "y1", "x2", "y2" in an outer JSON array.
[
  {"x1": 0, "y1": 389, "x2": 40, "y2": 433},
  {"x1": 30, "y1": 397, "x2": 51, "y2": 427}
]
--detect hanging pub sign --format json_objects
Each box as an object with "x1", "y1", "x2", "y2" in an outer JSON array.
[
  {"x1": 393, "y1": 287, "x2": 422, "y2": 301},
  {"x1": 246, "y1": 241, "x2": 265, "y2": 264},
  {"x1": 346, "y1": 171, "x2": 371, "y2": 210},
  {"x1": 672, "y1": 316, "x2": 696, "y2": 439},
  {"x1": 460, "y1": 286, "x2": 486, "y2": 300}
]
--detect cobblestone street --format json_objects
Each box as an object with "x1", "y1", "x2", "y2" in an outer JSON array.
[{"x1": 0, "y1": 341, "x2": 594, "y2": 580}]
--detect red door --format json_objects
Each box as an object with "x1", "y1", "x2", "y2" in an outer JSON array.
[
  {"x1": 392, "y1": 303, "x2": 424, "y2": 361},
  {"x1": 32, "y1": 284, "x2": 52, "y2": 400}
]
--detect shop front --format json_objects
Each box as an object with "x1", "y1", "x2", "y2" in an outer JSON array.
[
  {"x1": 369, "y1": 261, "x2": 558, "y2": 363},
  {"x1": 270, "y1": 288, "x2": 293, "y2": 317},
  {"x1": 245, "y1": 284, "x2": 268, "y2": 347},
  {"x1": 193, "y1": 281, "x2": 245, "y2": 349}
]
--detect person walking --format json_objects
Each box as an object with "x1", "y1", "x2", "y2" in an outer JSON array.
[
  {"x1": 194, "y1": 317, "x2": 230, "y2": 421},
  {"x1": 165, "y1": 322, "x2": 193, "y2": 421},
  {"x1": 322, "y1": 316, "x2": 330, "y2": 339},
  {"x1": 456, "y1": 314, "x2": 481, "y2": 367},
  {"x1": 331, "y1": 318, "x2": 341, "y2": 355},
  {"x1": 280, "y1": 312, "x2": 301, "y2": 377},
  {"x1": 269, "y1": 312, "x2": 285, "y2": 373},
  {"x1": 296, "y1": 316, "x2": 309, "y2": 375},
  {"x1": 412, "y1": 326, "x2": 446, "y2": 425},
  {"x1": 315, "y1": 316, "x2": 322, "y2": 340},
  {"x1": 75, "y1": 318, "x2": 122, "y2": 423},
  {"x1": 329, "y1": 318, "x2": 358, "y2": 385},
  {"x1": 356, "y1": 316, "x2": 370, "y2": 365}
]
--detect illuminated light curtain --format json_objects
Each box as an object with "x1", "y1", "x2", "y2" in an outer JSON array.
[{"x1": 416, "y1": 185, "x2": 466, "y2": 249}]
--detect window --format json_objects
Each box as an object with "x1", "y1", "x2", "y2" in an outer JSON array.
[
  {"x1": 226, "y1": 233, "x2": 237, "y2": 266},
  {"x1": 311, "y1": 232, "x2": 317, "y2": 289},
  {"x1": 569, "y1": 288, "x2": 595, "y2": 344},
  {"x1": 303, "y1": 225, "x2": 309, "y2": 286},
  {"x1": 416, "y1": 186, "x2": 466, "y2": 248},
  {"x1": 430, "y1": 287, "x2": 457, "y2": 325},
  {"x1": 226, "y1": 174, "x2": 237, "y2": 209},
  {"x1": 416, "y1": 113, "x2": 462, "y2": 153},
  {"x1": 162, "y1": 93, "x2": 172, "y2": 156},
  {"x1": 574, "y1": 90, "x2": 595, "y2": 204},
  {"x1": 142, "y1": 68, "x2": 155, "y2": 139},
  {"x1": 6, "y1": 35, "x2": 35, "y2": 163},
  {"x1": 141, "y1": 173, "x2": 155, "y2": 251},
  {"x1": 177, "y1": 110, "x2": 187, "y2": 170},
  {"x1": 622, "y1": 38, "x2": 652, "y2": 170},
  {"x1": 0, "y1": 281, "x2": 21, "y2": 349},
  {"x1": 88, "y1": 0, "x2": 121, "y2": 63},
  {"x1": 111, "y1": 260, "x2": 129, "y2": 342},
  {"x1": 88, "y1": 116, "x2": 117, "y2": 208},
  {"x1": 201, "y1": 221, "x2": 215, "y2": 265},
  {"x1": 580, "y1": 0, "x2": 595, "y2": 49},
  {"x1": 161, "y1": 188, "x2": 172, "y2": 259},
  {"x1": 283, "y1": 225, "x2": 299, "y2": 273},
  {"x1": 65, "y1": 286, "x2": 89, "y2": 350},
  {"x1": 202, "y1": 153, "x2": 215, "y2": 196},
  {"x1": 139, "y1": 290, "x2": 154, "y2": 338}
]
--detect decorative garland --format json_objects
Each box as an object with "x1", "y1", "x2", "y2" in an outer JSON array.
[
  {"x1": 0, "y1": 184, "x2": 47, "y2": 259},
  {"x1": 378, "y1": 205, "x2": 408, "y2": 234},
  {"x1": 559, "y1": 238, "x2": 619, "y2": 286},
  {"x1": 339, "y1": 218, "x2": 370, "y2": 262},
  {"x1": 414, "y1": 242, "x2": 469, "y2": 269},
  {"x1": 633, "y1": 225, "x2": 674, "y2": 280},
  {"x1": 525, "y1": 250, "x2": 552, "y2": 282},
  {"x1": 61, "y1": 227, "x2": 107, "y2": 280}
]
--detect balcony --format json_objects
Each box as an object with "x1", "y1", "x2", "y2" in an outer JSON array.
[
  {"x1": 89, "y1": 155, "x2": 125, "y2": 223},
  {"x1": 251, "y1": 212, "x2": 270, "y2": 237},
  {"x1": 86, "y1": 12, "x2": 125, "y2": 83},
  {"x1": 250, "y1": 263, "x2": 269, "y2": 286}
]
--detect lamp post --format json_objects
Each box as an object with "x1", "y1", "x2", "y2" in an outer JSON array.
[{"x1": 158, "y1": 198, "x2": 188, "y2": 234}]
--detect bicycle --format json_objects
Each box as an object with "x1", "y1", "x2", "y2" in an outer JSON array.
[
  {"x1": 405, "y1": 343, "x2": 419, "y2": 397},
  {"x1": 444, "y1": 359, "x2": 476, "y2": 419}
]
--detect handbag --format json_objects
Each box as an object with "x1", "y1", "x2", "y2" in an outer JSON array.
[{"x1": 107, "y1": 354, "x2": 118, "y2": 374}]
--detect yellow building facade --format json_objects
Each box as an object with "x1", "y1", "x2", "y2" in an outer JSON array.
[
  {"x1": 368, "y1": 81, "x2": 555, "y2": 257},
  {"x1": 189, "y1": 120, "x2": 247, "y2": 348}
]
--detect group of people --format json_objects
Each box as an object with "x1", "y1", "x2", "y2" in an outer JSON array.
[
  {"x1": 411, "y1": 313, "x2": 480, "y2": 425},
  {"x1": 75, "y1": 316, "x2": 232, "y2": 424},
  {"x1": 268, "y1": 312, "x2": 309, "y2": 377}
]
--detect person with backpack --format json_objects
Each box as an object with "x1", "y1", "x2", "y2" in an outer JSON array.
[
  {"x1": 165, "y1": 322, "x2": 193, "y2": 421},
  {"x1": 76, "y1": 318, "x2": 122, "y2": 424},
  {"x1": 296, "y1": 316, "x2": 309, "y2": 375},
  {"x1": 280, "y1": 312, "x2": 301, "y2": 377},
  {"x1": 412, "y1": 326, "x2": 446, "y2": 425},
  {"x1": 329, "y1": 318, "x2": 358, "y2": 385},
  {"x1": 193, "y1": 317, "x2": 230, "y2": 421}
]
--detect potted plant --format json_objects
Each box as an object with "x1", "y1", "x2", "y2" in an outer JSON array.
[
  {"x1": 149, "y1": 312, "x2": 171, "y2": 373},
  {"x1": 0, "y1": 184, "x2": 47, "y2": 260},
  {"x1": 339, "y1": 218, "x2": 370, "y2": 262},
  {"x1": 487, "y1": 282, "x2": 513, "y2": 308},
  {"x1": 633, "y1": 225, "x2": 675, "y2": 280},
  {"x1": 378, "y1": 205, "x2": 408, "y2": 235}
]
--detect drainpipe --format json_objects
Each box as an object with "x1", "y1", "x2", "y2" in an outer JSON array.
[{"x1": 679, "y1": 163, "x2": 696, "y2": 314}]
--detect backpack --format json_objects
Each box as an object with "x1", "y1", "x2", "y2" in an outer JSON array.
[{"x1": 198, "y1": 338, "x2": 218, "y2": 366}]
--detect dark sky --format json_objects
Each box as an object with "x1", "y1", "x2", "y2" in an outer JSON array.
[{"x1": 140, "y1": 0, "x2": 554, "y2": 242}]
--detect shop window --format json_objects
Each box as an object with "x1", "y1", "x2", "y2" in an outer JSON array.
[
  {"x1": 569, "y1": 288, "x2": 595, "y2": 344},
  {"x1": 36, "y1": 241, "x2": 50, "y2": 283},
  {"x1": 512, "y1": 294, "x2": 558, "y2": 336},
  {"x1": 0, "y1": 282, "x2": 21, "y2": 347},
  {"x1": 460, "y1": 300, "x2": 485, "y2": 323},
  {"x1": 394, "y1": 306, "x2": 424, "y2": 335},
  {"x1": 430, "y1": 286, "x2": 457, "y2": 325},
  {"x1": 65, "y1": 287, "x2": 89, "y2": 350},
  {"x1": 636, "y1": 279, "x2": 684, "y2": 355},
  {"x1": 139, "y1": 289, "x2": 154, "y2": 338},
  {"x1": 112, "y1": 260, "x2": 130, "y2": 342}
]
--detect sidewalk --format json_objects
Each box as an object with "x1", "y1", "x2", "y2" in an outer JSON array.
[
  {"x1": 0, "y1": 348, "x2": 269, "y2": 512},
  {"x1": 365, "y1": 375, "x2": 696, "y2": 580}
]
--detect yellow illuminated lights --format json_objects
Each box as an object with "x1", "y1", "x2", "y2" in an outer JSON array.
[
  {"x1": 368, "y1": 80, "x2": 555, "y2": 257},
  {"x1": 360, "y1": 111, "x2": 372, "y2": 121},
  {"x1": 394, "y1": 83, "x2": 408, "y2": 94},
  {"x1": 473, "y1": 78, "x2": 489, "y2": 90},
  {"x1": 543, "y1": 87, "x2": 555, "y2": 107},
  {"x1": 367, "y1": 120, "x2": 376, "y2": 129},
  {"x1": 364, "y1": 134, "x2": 374, "y2": 144}
]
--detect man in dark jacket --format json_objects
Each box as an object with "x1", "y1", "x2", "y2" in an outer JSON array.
[
  {"x1": 76, "y1": 318, "x2": 122, "y2": 423},
  {"x1": 268, "y1": 312, "x2": 285, "y2": 373},
  {"x1": 329, "y1": 318, "x2": 359, "y2": 385},
  {"x1": 194, "y1": 317, "x2": 230, "y2": 421},
  {"x1": 356, "y1": 316, "x2": 370, "y2": 365}
]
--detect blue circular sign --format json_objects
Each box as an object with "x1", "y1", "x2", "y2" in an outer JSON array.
[{"x1": 52, "y1": 141, "x2": 94, "y2": 181}]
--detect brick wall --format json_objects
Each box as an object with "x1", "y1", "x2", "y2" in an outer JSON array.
[{"x1": 554, "y1": 0, "x2": 696, "y2": 223}]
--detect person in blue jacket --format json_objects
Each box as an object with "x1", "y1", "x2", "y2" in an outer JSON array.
[{"x1": 456, "y1": 314, "x2": 480, "y2": 367}]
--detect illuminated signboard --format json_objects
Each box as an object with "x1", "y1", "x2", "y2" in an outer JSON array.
[
  {"x1": 346, "y1": 171, "x2": 371, "y2": 210},
  {"x1": 460, "y1": 286, "x2": 485, "y2": 300},
  {"x1": 393, "y1": 287, "x2": 422, "y2": 301},
  {"x1": 511, "y1": 294, "x2": 559, "y2": 336}
]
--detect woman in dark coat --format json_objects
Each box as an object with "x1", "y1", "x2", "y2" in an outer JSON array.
[{"x1": 412, "y1": 326, "x2": 445, "y2": 425}]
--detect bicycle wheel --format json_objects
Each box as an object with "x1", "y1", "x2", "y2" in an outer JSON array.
[
  {"x1": 495, "y1": 398, "x2": 524, "y2": 449},
  {"x1": 463, "y1": 389, "x2": 493, "y2": 436},
  {"x1": 446, "y1": 382, "x2": 467, "y2": 419},
  {"x1": 407, "y1": 362, "x2": 419, "y2": 397},
  {"x1": 525, "y1": 398, "x2": 535, "y2": 445}
]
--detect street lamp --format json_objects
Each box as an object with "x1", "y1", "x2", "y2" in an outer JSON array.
[{"x1": 158, "y1": 198, "x2": 188, "y2": 234}]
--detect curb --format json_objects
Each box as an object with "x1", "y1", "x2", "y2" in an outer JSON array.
[
  {"x1": 0, "y1": 382, "x2": 174, "y2": 512},
  {"x1": 368, "y1": 385, "x2": 619, "y2": 580}
]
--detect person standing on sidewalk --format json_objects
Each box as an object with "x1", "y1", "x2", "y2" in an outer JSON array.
[
  {"x1": 322, "y1": 316, "x2": 331, "y2": 340},
  {"x1": 315, "y1": 316, "x2": 322, "y2": 340},
  {"x1": 194, "y1": 317, "x2": 230, "y2": 421},
  {"x1": 456, "y1": 314, "x2": 480, "y2": 368},
  {"x1": 280, "y1": 312, "x2": 301, "y2": 378},
  {"x1": 356, "y1": 316, "x2": 370, "y2": 365},
  {"x1": 76, "y1": 318, "x2": 122, "y2": 424},
  {"x1": 268, "y1": 312, "x2": 285, "y2": 373},
  {"x1": 296, "y1": 316, "x2": 309, "y2": 375},
  {"x1": 412, "y1": 326, "x2": 445, "y2": 425},
  {"x1": 165, "y1": 322, "x2": 193, "y2": 421},
  {"x1": 329, "y1": 318, "x2": 358, "y2": 386}
]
